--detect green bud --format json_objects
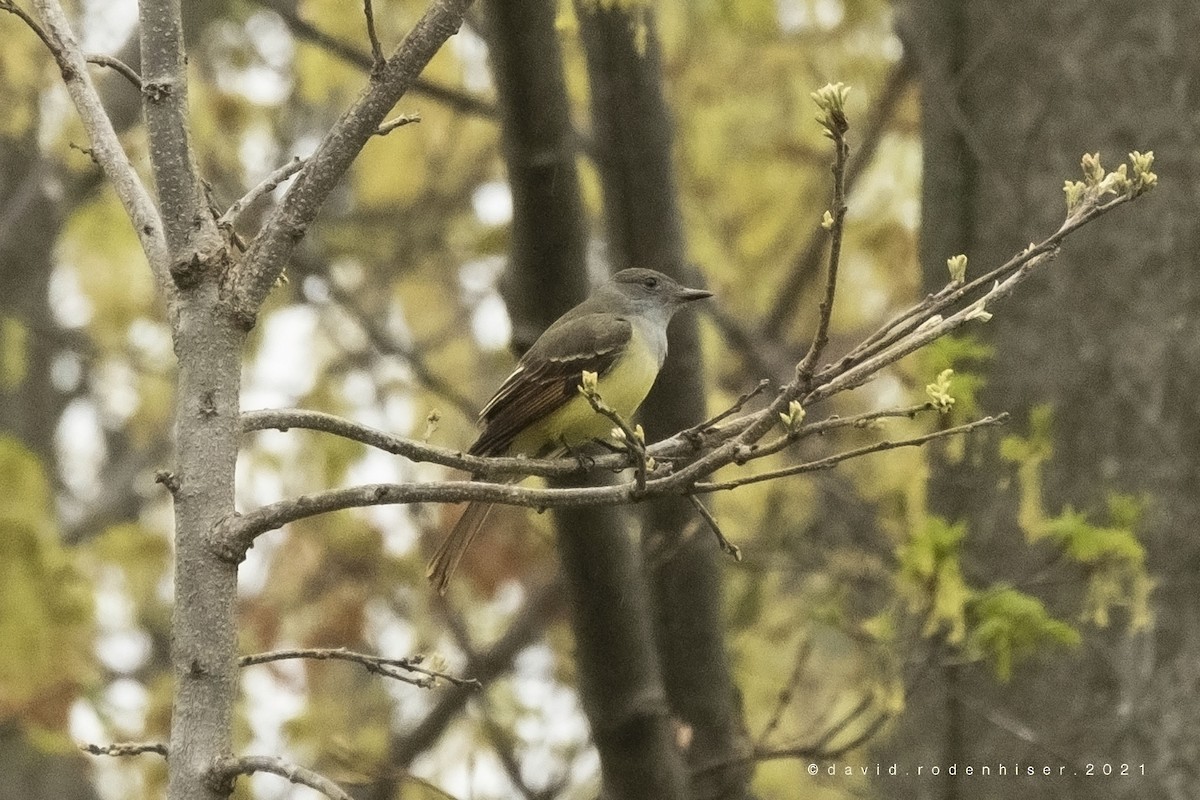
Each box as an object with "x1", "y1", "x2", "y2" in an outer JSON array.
[
  {"x1": 964, "y1": 298, "x2": 992, "y2": 323},
  {"x1": 778, "y1": 399, "x2": 806, "y2": 434},
  {"x1": 821, "y1": 210, "x2": 835, "y2": 231},
  {"x1": 810, "y1": 82, "x2": 850, "y2": 136},
  {"x1": 946, "y1": 254, "x2": 968, "y2": 283},
  {"x1": 1081, "y1": 152, "x2": 1104, "y2": 186},
  {"x1": 925, "y1": 368, "x2": 956, "y2": 413},
  {"x1": 1063, "y1": 180, "x2": 1086, "y2": 214},
  {"x1": 580, "y1": 370, "x2": 599, "y2": 396},
  {"x1": 1128, "y1": 150, "x2": 1157, "y2": 195}
]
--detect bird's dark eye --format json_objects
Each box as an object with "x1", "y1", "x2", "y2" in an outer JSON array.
[{"x1": 642, "y1": 276, "x2": 658, "y2": 289}]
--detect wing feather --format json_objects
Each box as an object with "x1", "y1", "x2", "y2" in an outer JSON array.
[{"x1": 470, "y1": 314, "x2": 632, "y2": 456}]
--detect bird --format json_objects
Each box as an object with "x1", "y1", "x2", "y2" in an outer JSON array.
[{"x1": 426, "y1": 267, "x2": 712, "y2": 593}]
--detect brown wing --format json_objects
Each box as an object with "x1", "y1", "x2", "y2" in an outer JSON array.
[{"x1": 469, "y1": 314, "x2": 632, "y2": 456}]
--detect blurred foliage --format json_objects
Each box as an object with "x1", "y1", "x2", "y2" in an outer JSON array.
[
  {"x1": 0, "y1": 437, "x2": 94, "y2": 743},
  {"x1": 1001, "y1": 407, "x2": 1153, "y2": 629}
]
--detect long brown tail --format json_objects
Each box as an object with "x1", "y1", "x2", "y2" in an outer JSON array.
[{"x1": 426, "y1": 501, "x2": 495, "y2": 595}]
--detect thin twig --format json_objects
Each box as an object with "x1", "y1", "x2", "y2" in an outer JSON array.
[
  {"x1": 220, "y1": 116, "x2": 418, "y2": 230},
  {"x1": 795, "y1": 89, "x2": 850, "y2": 384},
  {"x1": 687, "y1": 495, "x2": 741, "y2": 561},
  {"x1": 363, "y1": 0, "x2": 385, "y2": 68},
  {"x1": 85, "y1": 53, "x2": 142, "y2": 89},
  {"x1": 695, "y1": 414, "x2": 1007, "y2": 492},
  {"x1": 756, "y1": 712, "x2": 889, "y2": 763},
  {"x1": 23, "y1": 0, "x2": 169, "y2": 291},
  {"x1": 219, "y1": 156, "x2": 305, "y2": 228},
  {"x1": 694, "y1": 695, "x2": 887, "y2": 776},
  {"x1": 578, "y1": 381, "x2": 653, "y2": 492},
  {"x1": 682, "y1": 378, "x2": 771, "y2": 440},
  {"x1": 756, "y1": 634, "x2": 813, "y2": 747},
  {"x1": 252, "y1": 0, "x2": 495, "y2": 118},
  {"x1": 239, "y1": 647, "x2": 480, "y2": 688},
  {"x1": 228, "y1": 0, "x2": 475, "y2": 327},
  {"x1": 1, "y1": 0, "x2": 56, "y2": 53},
  {"x1": 762, "y1": 54, "x2": 913, "y2": 338},
  {"x1": 324, "y1": 282, "x2": 477, "y2": 420},
  {"x1": 213, "y1": 756, "x2": 352, "y2": 800},
  {"x1": 81, "y1": 742, "x2": 168, "y2": 758},
  {"x1": 376, "y1": 112, "x2": 421, "y2": 135},
  {"x1": 387, "y1": 579, "x2": 564, "y2": 768}
]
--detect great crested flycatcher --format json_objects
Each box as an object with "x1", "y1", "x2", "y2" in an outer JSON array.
[{"x1": 427, "y1": 267, "x2": 712, "y2": 593}]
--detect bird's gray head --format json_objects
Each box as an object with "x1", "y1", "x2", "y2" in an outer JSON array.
[{"x1": 600, "y1": 268, "x2": 712, "y2": 325}]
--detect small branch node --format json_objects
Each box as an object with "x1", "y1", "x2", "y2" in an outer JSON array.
[
  {"x1": 688, "y1": 495, "x2": 742, "y2": 561},
  {"x1": 85, "y1": 53, "x2": 142, "y2": 89},
  {"x1": 154, "y1": 469, "x2": 180, "y2": 494}
]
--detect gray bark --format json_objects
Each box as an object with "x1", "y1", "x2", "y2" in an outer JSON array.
[
  {"x1": 574, "y1": 6, "x2": 750, "y2": 798},
  {"x1": 882, "y1": 1, "x2": 1200, "y2": 798},
  {"x1": 484, "y1": 1, "x2": 690, "y2": 795}
]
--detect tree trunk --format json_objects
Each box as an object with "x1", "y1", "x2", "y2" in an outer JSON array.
[
  {"x1": 886, "y1": 1, "x2": 1200, "y2": 797},
  {"x1": 575, "y1": 6, "x2": 751, "y2": 798},
  {"x1": 164, "y1": 289, "x2": 245, "y2": 800},
  {"x1": 484, "y1": 1, "x2": 690, "y2": 796}
]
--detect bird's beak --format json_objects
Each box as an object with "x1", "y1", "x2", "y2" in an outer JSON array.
[{"x1": 676, "y1": 287, "x2": 713, "y2": 303}]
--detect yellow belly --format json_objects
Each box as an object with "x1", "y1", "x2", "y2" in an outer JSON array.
[{"x1": 508, "y1": 325, "x2": 660, "y2": 456}]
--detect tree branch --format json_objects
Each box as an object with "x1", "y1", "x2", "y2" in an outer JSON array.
[
  {"x1": 85, "y1": 53, "x2": 142, "y2": 90},
  {"x1": 219, "y1": 156, "x2": 305, "y2": 229},
  {"x1": 362, "y1": 0, "x2": 385, "y2": 68},
  {"x1": 226, "y1": 0, "x2": 475, "y2": 327},
  {"x1": 23, "y1": 0, "x2": 170, "y2": 291},
  {"x1": 212, "y1": 756, "x2": 352, "y2": 800},
  {"x1": 239, "y1": 646, "x2": 480, "y2": 689},
  {"x1": 762, "y1": 55, "x2": 913, "y2": 338},
  {"x1": 81, "y1": 742, "x2": 168, "y2": 758},
  {"x1": 138, "y1": 0, "x2": 209, "y2": 258},
  {"x1": 695, "y1": 414, "x2": 1008, "y2": 492},
  {"x1": 220, "y1": 115, "x2": 419, "y2": 232},
  {"x1": 795, "y1": 84, "x2": 851, "y2": 384},
  {"x1": 252, "y1": 0, "x2": 495, "y2": 118}
]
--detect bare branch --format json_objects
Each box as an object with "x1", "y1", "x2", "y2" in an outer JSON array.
[
  {"x1": 376, "y1": 112, "x2": 421, "y2": 136},
  {"x1": 220, "y1": 118, "x2": 417, "y2": 231},
  {"x1": 578, "y1": 379, "x2": 650, "y2": 492},
  {"x1": 252, "y1": 0, "x2": 495, "y2": 118},
  {"x1": 681, "y1": 378, "x2": 772, "y2": 441},
  {"x1": 387, "y1": 579, "x2": 564, "y2": 767},
  {"x1": 138, "y1": 0, "x2": 210, "y2": 257},
  {"x1": 795, "y1": 86, "x2": 850, "y2": 384},
  {"x1": 756, "y1": 635, "x2": 813, "y2": 748},
  {"x1": 23, "y1": 0, "x2": 170, "y2": 291},
  {"x1": 81, "y1": 742, "x2": 168, "y2": 758},
  {"x1": 1, "y1": 0, "x2": 55, "y2": 52},
  {"x1": 239, "y1": 646, "x2": 480, "y2": 689},
  {"x1": 695, "y1": 414, "x2": 1008, "y2": 492},
  {"x1": 762, "y1": 55, "x2": 913, "y2": 338},
  {"x1": 227, "y1": 0, "x2": 475, "y2": 327},
  {"x1": 240, "y1": 406, "x2": 692, "y2": 477},
  {"x1": 85, "y1": 53, "x2": 142, "y2": 89},
  {"x1": 212, "y1": 756, "x2": 352, "y2": 800},
  {"x1": 363, "y1": 0, "x2": 385, "y2": 68},
  {"x1": 755, "y1": 711, "x2": 889, "y2": 763},
  {"x1": 687, "y1": 495, "x2": 742, "y2": 561},
  {"x1": 219, "y1": 157, "x2": 305, "y2": 229}
]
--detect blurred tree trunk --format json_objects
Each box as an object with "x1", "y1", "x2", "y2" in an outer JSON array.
[
  {"x1": 575, "y1": 6, "x2": 751, "y2": 798},
  {"x1": 484, "y1": 1, "x2": 691, "y2": 797},
  {"x1": 884, "y1": 2, "x2": 1200, "y2": 798}
]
